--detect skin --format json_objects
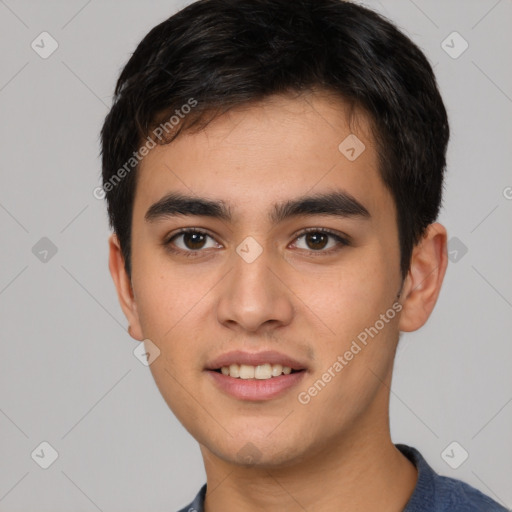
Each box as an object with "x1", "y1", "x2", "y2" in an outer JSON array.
[{"x1": 109, "y1": 90, "x2": 448, "y2": 512}]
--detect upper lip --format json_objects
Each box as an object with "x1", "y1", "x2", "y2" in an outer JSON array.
[{"x1": 205, "y1": 350, "x2": 308, "y2": 371}]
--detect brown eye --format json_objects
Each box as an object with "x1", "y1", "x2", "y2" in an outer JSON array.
[
  {"x1": 181, "y1": 231, "x2": 207, "y2": 250},
  {"x1": 292, "y1": 228, "x2": 349, "y2": 254},
  {"x1": 304, "y1": 232, "x2": 329, "y2": 250},
  {"x1": 165, "y1": 229, "x2": 220, "y2": 256}
]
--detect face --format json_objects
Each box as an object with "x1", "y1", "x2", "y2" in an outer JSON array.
[{"x1": 111, "y1": 91, "x2": 423, "y2": 468}]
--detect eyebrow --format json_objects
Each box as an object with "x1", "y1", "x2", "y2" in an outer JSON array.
[{"x1": 144, "y1": 190, "x2": 371, "y2": 225}]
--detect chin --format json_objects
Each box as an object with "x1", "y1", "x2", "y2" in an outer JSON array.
[{"x1": 203, "y1": 432, "x2": 310, "y2": 469}]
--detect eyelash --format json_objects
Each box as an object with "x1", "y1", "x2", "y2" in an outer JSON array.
[{"x1": 163, "y1": 227, "x2": 351, "y2": 258}]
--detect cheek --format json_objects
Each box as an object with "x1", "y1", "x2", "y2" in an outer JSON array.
[
  {"x1": 133, "y1": 273, "x2": 207, "y2": 425},
  {"x1": 296, "y1": 282, "x2": 399, "y2": 433},
  {"x1": 132, "y1": 247, "x2": 201, "y2": 338},
  {"x1": 308, "y1": 262, "x2": 392, "y2": 340},
  {"x1": 132, "y1": 262, "x2": 212, "y2": 374},
  {"x1": 299, "y1": 257, "x2": 400, "y2": 404},
  {"x1": 133, "y1": 277, "x2": 171, "y2": 338}
]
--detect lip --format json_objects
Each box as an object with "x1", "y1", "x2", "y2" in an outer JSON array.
[
  {"x1": 205, "y1": 369, "x2": 307, "y2": 401},
  {"x1": 205, "y1": 350, "x2": 308, "y2": 371}
]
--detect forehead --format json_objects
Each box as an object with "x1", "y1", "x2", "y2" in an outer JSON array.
[{"x1": 134, "y1": 92, "x2": 391, "y2": 222}]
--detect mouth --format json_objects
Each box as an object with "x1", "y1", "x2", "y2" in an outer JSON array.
[
  {"x1": 204, "y1": 350, "x2": 308, "y2": 400},
  {"x1": 204, "y1": 351, "x2": 308, "y2": 401}
]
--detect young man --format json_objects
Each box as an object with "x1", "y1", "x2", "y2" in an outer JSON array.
[{"x1": 100, "y1": 1, "x2": 507, "y2": 510}]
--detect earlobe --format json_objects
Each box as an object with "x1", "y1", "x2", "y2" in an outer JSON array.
[
  {"x1": 108, "y1": 233, "x2": 144, "y2": 341},
  {"x1": 398, "y1": 223, "x2": 448, "y2": 332}
]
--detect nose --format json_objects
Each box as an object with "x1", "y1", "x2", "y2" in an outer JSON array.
[{"x1": 216, "y1": 239, "x2": 295, "y2": 333}]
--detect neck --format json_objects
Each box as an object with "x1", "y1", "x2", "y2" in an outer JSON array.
[{"x1": 200, "y1": 384, "x2": 418, "y2": 512}]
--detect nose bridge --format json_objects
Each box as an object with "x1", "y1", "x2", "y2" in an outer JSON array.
[
  {"x1": 233, "y1": 235, "x2": 273, "y2": 292},
  {"x1": 216, "y1": 235, "x2": 294, "y2": 331}
]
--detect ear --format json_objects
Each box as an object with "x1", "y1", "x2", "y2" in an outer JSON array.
[
  {"x1": 108, "y1": 233, "x2": 144, "y2": 341},
  {"x1": 398, "y1": 222, "x2": 448, "y2": 332}
]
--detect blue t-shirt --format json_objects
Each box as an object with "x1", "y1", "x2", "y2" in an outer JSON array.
[{"x1": 177, "y1": 444, "x2": 508, "y2": 511}]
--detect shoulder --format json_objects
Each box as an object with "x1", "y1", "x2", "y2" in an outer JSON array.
[
  {"x1": 433, "y1": 472, "x2": 508, "y2": 511},
  {"x1": 396, "y1": 444, "x2": 508, "y2": 512}
]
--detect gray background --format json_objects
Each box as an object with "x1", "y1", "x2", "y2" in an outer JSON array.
[{"x1": 0, "y1": 0, "x2": 511, "y2": 510}]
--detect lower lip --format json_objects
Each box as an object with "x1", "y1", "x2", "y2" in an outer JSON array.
[{"x1": 205, "y1": 370, "x2": 307, "y2": 401}]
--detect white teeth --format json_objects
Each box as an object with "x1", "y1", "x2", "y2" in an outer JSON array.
[
  {"x1": 271, "y1": 364, "x2": 283, "y2": 376},
  {"x1": 239, "y1": 364, "x2": 255, "y2": 379},
  {"x1": 229, "y1": 364, "x2": 240, "y2": 378},
  {"x1": 255, "y1": 364, "x2": 272, "y2": 379},
  {"x1": 218, "y1": 363, "x2": 294, "y2": 379}
]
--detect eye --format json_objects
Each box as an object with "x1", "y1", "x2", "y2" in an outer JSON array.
[
  {"x1": 164, "y1": 228, "x2": 221, "y2": 257},
  {"x1": 291, "y1": 228, "x2": 350, "y2": 254}
]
